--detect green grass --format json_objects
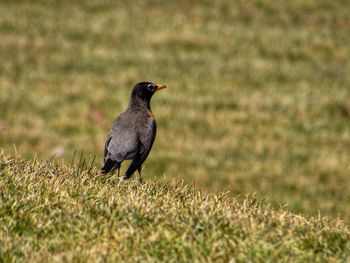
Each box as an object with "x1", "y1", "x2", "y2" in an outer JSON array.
[
  {"x1": 0, "y1": 0, "x2": 350, "y2": 244},
  {"x1": 1, "y1": 152, "x2": 350, "y2": 262}
]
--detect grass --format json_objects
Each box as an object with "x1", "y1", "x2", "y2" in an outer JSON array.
[
  {"x1": 0, "y1": 0, "x2": 350, "y2": 254},
  {"x1": 1, "y1": 152, "x2": 350, "y2": 262}
]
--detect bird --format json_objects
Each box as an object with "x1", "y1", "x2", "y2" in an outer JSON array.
[{"x1": 100, "y1": 81, "x2": 167, "y2": 180}]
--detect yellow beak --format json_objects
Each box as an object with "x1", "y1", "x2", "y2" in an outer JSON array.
[{"x1": 156, "y1": 84, "x2": 167, "y2": 91}]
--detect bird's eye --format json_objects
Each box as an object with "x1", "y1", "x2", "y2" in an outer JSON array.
[{"x1": 147, "y1": 84, "x2": 155, "y2": 91}]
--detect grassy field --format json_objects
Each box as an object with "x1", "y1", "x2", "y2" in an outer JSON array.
[
  {"x1": 0, "y1": 0, "x2": 350, "y2": 236},
  {"x1": 1, "y1": 153, "x2": 350, "y2": 261}
]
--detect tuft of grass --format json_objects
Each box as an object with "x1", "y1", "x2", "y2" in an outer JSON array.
[{"x1": 0, "y1": 152, "x2": 350, "y2": 262}]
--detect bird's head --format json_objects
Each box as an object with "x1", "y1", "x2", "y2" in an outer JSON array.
[{"x1": 130, "y1": 82, "x2": 167, "y2": 104}]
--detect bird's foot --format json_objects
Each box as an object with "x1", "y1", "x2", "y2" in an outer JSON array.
[
  {"x1": 123, "y1": 175, "x2": 131, "y2": 180},
  {"x1": 138, "y1": 177, "x2": 144, "y2": 184},
  {"x1": 98, "y1": 170, "x2": 105, "y2": 175}
]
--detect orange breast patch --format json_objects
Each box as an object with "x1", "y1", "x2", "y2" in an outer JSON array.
[{"x1": 147, "y1": 111, "x2": 154, "y2": 118}]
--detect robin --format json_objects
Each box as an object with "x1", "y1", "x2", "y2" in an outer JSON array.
[{"x1": 100, "y1": 81, "x2": 167, "y2": 180}]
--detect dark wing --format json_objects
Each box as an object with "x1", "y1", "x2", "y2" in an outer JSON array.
[
  {"x1": 101, "y1": 134, "x2": 116, "y2": 174},
  {"x1": 124, "y1": 119, "x2": 157, "y2": 178},
  {"x1": 102, "y1": 130, "x2": 139, "y2": 174},
  {"x1": 107, "y1": 131, "x2": 138, "y2": 163},
  {"x1": 104, "y1": 135, "x2": 112, "y2": 162},
  {"x1": 102, "y1": 114, "x2": 138, "y2": 174},
  {"x1": 104, "y1": 116, "x2": 121, "y2": 163},
  {"x1": 139, "y1": 118, "x2": 157, "y2": 163}
]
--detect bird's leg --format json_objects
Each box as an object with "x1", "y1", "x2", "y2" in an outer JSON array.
[
  {"x1": 137, "y1": 167, "x2": 143, "y2": 183},
  {"x1": 124, "y1": 154, "x2": 142, "y2": 180},
  {"x1": 117, "y1": 167, "x2": 120, "y2": 177}
]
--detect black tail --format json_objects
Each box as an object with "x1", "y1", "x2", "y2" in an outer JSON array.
[{"x1": 100, "y1": 158, "x2": 118, "y2": 174}]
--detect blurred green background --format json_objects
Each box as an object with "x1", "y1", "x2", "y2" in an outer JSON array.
[{"x1": 0, "y1": 0, "x2": 349, "y2": 221}]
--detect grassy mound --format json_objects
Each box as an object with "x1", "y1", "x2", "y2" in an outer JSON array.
[{"x1": 0, "y1": 153, "x2": 349, "y2": 262}]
